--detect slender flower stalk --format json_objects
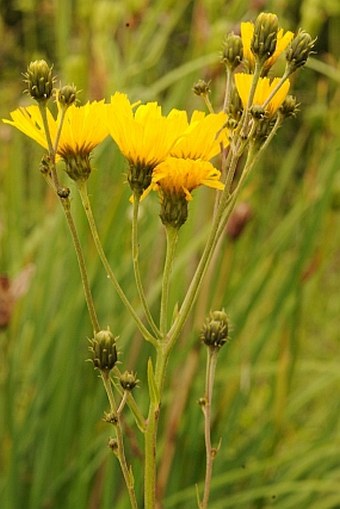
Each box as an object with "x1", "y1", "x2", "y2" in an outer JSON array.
[
  {"x1": 143, "y1": 342, "x2": 170, "y2": 509},
  {"x1": 199, "y1": 311, "x2": 228, "y2": 508},
  {"x1": 101, "y1": 372, "x2": 139, "y2": 509},
  {"x1": 200, "y1": 348, "x2": 218, "y2": 509},
  {"x1": 58, "y1": 192, "x2": 101, "y2": 334},
  {"x1": 76, "y1": 182, "x2": 158, "y2": 347},
  {"x1": 159, "y1": 226, "x2": 179, "y2": 335},
  {"x1": 132, "y1": 195, "x2": 162, "y2": 338}
]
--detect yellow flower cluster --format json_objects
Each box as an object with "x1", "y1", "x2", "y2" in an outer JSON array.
[
  {"x1": 3, "y1": 93, "x2": 227, "y2": 202},
  {"x1": 3, "y1": 11, "x2": 314, "y2": 227}
]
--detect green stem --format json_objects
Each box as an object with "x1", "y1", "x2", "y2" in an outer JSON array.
[
  {"x1": 144, "y1": 344, "x2": 169, "y2": 509},
  {"x1": 203, "y1": 94, "x2": 215, "y2": 114},
  {"x1": 239, "y1": 61, "x2": 262, "y2": 138},
  {"x1": 53, "y1": 106, "x2": 67, "y2": 154},
  {"x1": 38, "y1": 103, "x2": 60, "y2": 190},
  {"x1": 59, "y1": 196, "x2": 100, "y2": 334},
  {"x1": 38, "y1": 102, "x2": 54, "y2": 154},
  {"x1": 200, "y1": 348, "x2": 218, "y2": 509},
  {"x1": 132, "y1": 197, "x2": 161, "y2": 338},
  {"x1": 101, "y1": 372, "x2": 139, "y2": 509},
  {"x1": 222, "y1": 67, "x2": 233, "y2": 113},
  {"x1": 160, "y1": 226, "x2": 179, "y2": 335},
  {"x1": 261, "y1": 70, "x2": 290, "y2": 111},
  {"x1": 77, "y1": 181, "x2": 158, "y2": 346},
  {"x1": 167, "y1": 188, "x2": 231, "y2": 345}
]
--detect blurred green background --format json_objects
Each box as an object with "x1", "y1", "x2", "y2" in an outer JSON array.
[{"x1": 0, "y1": 0, "x2": 339, "y2": 508}]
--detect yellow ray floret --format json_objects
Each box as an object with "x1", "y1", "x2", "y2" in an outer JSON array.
[
  {"x1": 151, "y1": 157, "x2": 224, "y2": 201},
  {"x1": 234, "y1": 73, "x2": 290, "y2": 116}
]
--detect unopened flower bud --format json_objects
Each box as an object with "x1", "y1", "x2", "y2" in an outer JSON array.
[
  {"x1": 193, "y1": 79, "x2": 211, "y2": 97},
  {"x1": 119, "y1": 370, "x2": 139, "y2": 391},
  {"x1": 279, "y1": 95, "x2": 300, "y2": 118},
  {"x1": 57, "y1": 84, "x2": 78, "y2": 108},
  {"x1": 89, "y1": 328, "x2": 118, "y2": 373},
  {"x1": 286, "y1": 29, "x2": 316, "y2": 73},
  {"x1": 221, "y1": 33, "x2": 243, "y2": 70},
  {"x1": 251, "y1": 13, "x2": 279, "y2": 64},
  {"x1": 200, "y1": 310, "x2": 229, "y2": 350},
  {"x1": 23, "y1": 60, "x2": 55, "y2": 102}
]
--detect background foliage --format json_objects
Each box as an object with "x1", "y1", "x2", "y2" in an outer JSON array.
[{"x1": 0, "y1": 0, "x2": 339, "y2": 508}]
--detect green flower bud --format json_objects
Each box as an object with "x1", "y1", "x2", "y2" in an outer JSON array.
[
  {"x1": 200, "y1": 310, "x2": 229, "y2": 350},
  {"x1": 119, "y1": 370, "x2": 139, "y2": 391},
  {"x1": 23, "y1": 59, "x2": 55, "y2": 102},
  {"x1": 221, "y1": 33, "x2": 243, "y2": 70},
  {"x1": 57, "y1": 84, "x2": 78, "y2": 108},
  {"x1": 286, "y1": 29, "x2": 316, "y2": 73},
  {"x1": 251, "y1": 13, "x2": 279, "y2": 64},
  {"x1": 89, "y1": 328, "x2": 118, "y2": 373},
  {"x1": 192, "y1": 79, "x2": 211, "y2": 97},
  {"x1": 279, "y1": 95, "x2": 300, "y2": 118}
]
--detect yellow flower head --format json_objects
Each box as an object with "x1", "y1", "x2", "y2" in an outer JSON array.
[
  {"x1": 170, "y1": 110, "x2": 228, "y2": 160},
  {"x1": 241, "y1": 20, "x2": 294, "y2": 71},
  {"x1": 3, "y1": 100, "x2": 108, "y2": 181},
  {"x1": 106, "y1": 92, "x2": 188, "y2": 196},
  {"x1": 152, "y1": 157, "x2": 224, "y2": 201},
  {"x1": 3, "y1": 100, "x2": 108, "y2": 158},
  {"x1": 106, "y1": 92, "x2": 183, "y2": 168},
  {"x1": 234, "y1": 73, "x2": 290, "y2": 116}
]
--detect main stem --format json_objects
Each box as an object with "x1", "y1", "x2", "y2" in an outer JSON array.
[
  {"x1": 144, "y1": 344, "x2": 169, "y2": 509},
  {"x1": 159, "y1": 226, "x2": 179, "y2": 335}
]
